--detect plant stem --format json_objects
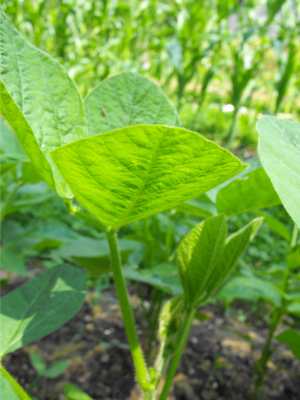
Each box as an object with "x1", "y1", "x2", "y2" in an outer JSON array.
[
  {"x1": 254, "y1": 223, "x2": 298, "y2": 390},
  {"x1": 106, "y1": 230, "x2": 154, "y2": 392},
  {"x1": 159, "y1": 309, "x2": 195, "y2": 400},
  {"x1": 65, "y1": 201, "x2": 110, "y2": 233},
  {"x1": 254, "y1": 309, "x2": 281, "y2": 389},
  {"x1": 27, "y1": 375, "x2": 41, "y2": 395},
  {"x1": 226, "y1": 107, "x2": 239, "y2": 149},
  {"x1": 0, "y1": 181, "x2": 23, "y2": 224}
]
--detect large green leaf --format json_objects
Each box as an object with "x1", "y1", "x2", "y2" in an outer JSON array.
[
  {"x1": 216, "y1": 168, "x2": 281, "y2": 216},
  {"x1": 50, "y1": 125, "x2": 246, "y2": 229},
  {"x1": 0, "y1": 265, "x2": 87, "y2": 357},
  {"x1": 276, "y1": 329, "x2": 300, "y2": 360},
  {"x1": 84, "y1": 72, "x2": 180, "y2": 136},
  {"x1": 216, "y1": 276, "x2": 282, "y2": 307},
  {"x1": 0, "y1": 366, "x2": 32, "y2": 400},
  {"x1": 0, "y1": 10, "x2": 87, "y2": 198},
  {"x1": 0, "y1": 79, "x2": 55, "y2": 191},
  {"x1": 177, "y1": 214, "x2": 227, "y2": 306},
  {"x1": 257, "y1": 116, "x2": 300, "y2": 228}
]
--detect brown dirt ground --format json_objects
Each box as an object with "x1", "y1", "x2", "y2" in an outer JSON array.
[{"x1": 2, "y1": 281, "x2": 300, "y2": 400}]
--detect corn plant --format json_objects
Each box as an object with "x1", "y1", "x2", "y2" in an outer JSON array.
[{"x1": 0, "y1": 10, "x2": 265, "y2": 399}]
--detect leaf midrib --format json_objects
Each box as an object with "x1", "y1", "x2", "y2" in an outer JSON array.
[{"x1": 114, "y1": 128, "x2": 167, "y2": 229}]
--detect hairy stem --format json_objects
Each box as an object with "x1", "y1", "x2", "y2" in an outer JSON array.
[
  {"x1": 106, "y1": 230, "x2": 154, "y2": 392},
  {"x1": 159, "y1": 309, "x2": 195, "y2": 400}
]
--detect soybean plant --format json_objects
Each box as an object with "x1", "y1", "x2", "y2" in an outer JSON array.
[{"x1": 0, "y1": 10, "x2": 262, "y2": 399}]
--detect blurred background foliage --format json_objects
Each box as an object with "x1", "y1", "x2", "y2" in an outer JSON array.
[{"x1": 2, "y1": 0, "x2": 300, "y2": 149}]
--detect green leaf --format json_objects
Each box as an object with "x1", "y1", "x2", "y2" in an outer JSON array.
[
  {"x1": 204, "y1": 217, "x2": 263, "y2": 299},
  {"x1": 276, "y1": 329, "x2": 300, "y2": 360},
  {"x1": 0, "y1": 10, "x2": 87, "y2": 198},
  {"x1": 0, "y1": 119, "x2": 28, "y2": 175},
  {"x1": 175, "y1": 196, "x2": 216, "y2": 218},
  {"x1": 84, "y1": 72, "x2": 180, "y2": 136},
  {"x1": 19, "y1": 222, "x2": 78, "y2": 252},
  {"x1": 287, "y1": 302, "x2": 300, "y2": 317},
  {"x1": 0, "y1": 247, "x2": 28, "y2": 276},
  {"x1": 275, "y1": 42, "x2": 295, "y2": 113},
  {"x1": 216, "y1": 276, "x2": 282, "y2": 307},
  {"x1": 50, "y1": 125, "x2": 246, "y2": 229},
  {"x1": 0, "y1": 366, "x2": 32, "y2": 400},
  {"x1": 287, "y1": 248, "x2": 300, "y2": 271},
  {"x1": 122, "y1": 264, "x2": 182, "y2": 296},
  {"x1": 254, "y1": 210, "x2": 291, "y2": 242},
  {"x1": 257, "y1": 116, "x2": 300, "y2": 228},
  {"x1": 0, "y1": 118, "x2": 26, "y2": 156},
  {"x1": 56, "y1": 237, "x2": 143, "y2": 275},
  {"x1": 29, "y1": 352, "x2": 47, "y2": 376},
  {"x1": 177, "y1": 214, "x2": 227, "y2": 306},
  {"x1": 216, "y1": 168, "x2": 281, "y2": 216},
  {"x1": 43, "y1": 360, "x2": 69, "y2": 378},
  {"x1": 0, "y1": 158, "x2": 18, "y2": 175},
  {"x1": 0, "y1": 80, "x2": 56, "y2": 192},
  {"x1": 21, "y1": 163, "x2": 42, "y2": 185},
  {"x1": 177, "y1": 216, "x2": 262, "y2": 307},
  {"x1": 0, "y1": 265, "x2": 87, "y2": 357},
  {"x1": 64, "y1": 383, "x2": 95, "y2": 400},
  {"x1": 6, "y1": 192, "x2": 54, "y2": 216}
]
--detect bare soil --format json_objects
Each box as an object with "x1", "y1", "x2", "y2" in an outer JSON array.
[{"x1": 2, "y1": 281, "x2": 300, "y2": 400}]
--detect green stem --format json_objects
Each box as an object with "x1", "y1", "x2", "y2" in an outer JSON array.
[
  {"x1": 226, "y1": 107, "x2": 239, "y2": 150},
  {"x1": 65, "y1": 201, "x2": 110, "y2": 233},
  {"x1": 27, "y1": 375, "x2": 41, "y2": 395},
  {"x1": 159, "y1": 309, "x2": 195, "y2": 400},
  {"x1": 255, "y1": 224, "x2": 298, "y2": 390},
  {"x1": 106, "y1": 230, "x2": 154, "y2": 392},
  {"x1": 254, "y1": 309, "x2": 281, "y2": 389},
  {"x1": 0, "y1": 181, "x2": 23, "y2": 224}
]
